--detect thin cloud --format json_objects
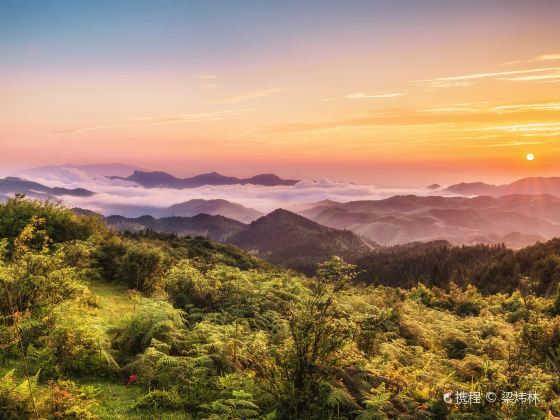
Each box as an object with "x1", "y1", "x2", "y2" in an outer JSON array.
[
  {"x1": 483, "y1": 123, "x2": 560, "y2": 133},
  {"x1": 462, "y1": 141, "x2": 546, "y2": 148},
  {"x1": 263, "y1": 106, "x2": 560, "y2": 135},
  {"x1": 56, "y1": 110, "x2": 245, "y2": 134},
  {"x1": 498, "y1": 72, "x2": 560, "y2": 82},
  {"x1": 534, "y1": 53, "x2": 560, "y2": 61},
  {"x1": 415, "y1": 67, "x2": 560, "y2": 83},
  {"x1": 209, "y1": 88, "x2": 284, "y2": 104},
  {"x1": 422, "y1": 101, "x2": 560, "y2": 114},
  {"x1": 322, "y1": 92, "x2": 403, "y2": 101},
  {"x1": 197, "y1": 72, "x2": 217, "y2": 80},
  {"x1": 346, "y1": 92, "x2": 403, "y2": 99},
  {"x1": 502, "y1": 54, "x2": 560, "y2": 66}
]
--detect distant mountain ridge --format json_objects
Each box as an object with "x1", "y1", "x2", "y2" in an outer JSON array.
[
  {"x1": 158, "y1": 199, "x2": 263, "y2": 223},
  {"x1": 0, "y1": 177, "x2": 94, "y2": 198},
  {"x1": 21, "y1": 163, "x2": 144, "y2": 178},
  {"x1": 443, "y1": 177, "x2": 560, "y2": 197},
  {"x1": 110, "y1": 170, "x2": 300, "y2": 188},
  {"x1": 299, "y1": 194, "x2": 560, "y2": 248}
]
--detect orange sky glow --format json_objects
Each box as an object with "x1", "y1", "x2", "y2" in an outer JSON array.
[{"x1": 1, "y1": 1, "x2": 559, "y2": 186}]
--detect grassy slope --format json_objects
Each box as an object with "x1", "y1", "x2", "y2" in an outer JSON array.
[{"x1": 84, "y1": 280, "x2": 192, "y2": 419}]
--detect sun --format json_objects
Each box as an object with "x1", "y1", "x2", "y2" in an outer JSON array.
[{"x1": 526, "y1": 153, "x2": 535, "y2": 161}]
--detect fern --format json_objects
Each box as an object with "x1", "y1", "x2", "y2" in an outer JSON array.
[{"x1": 325, "y1": 384, "x2": 359, "y2": 410}]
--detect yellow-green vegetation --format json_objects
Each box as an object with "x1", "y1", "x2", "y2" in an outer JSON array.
[{"x1": 1, "y1": 197, "x2": 560, "y2": 419}]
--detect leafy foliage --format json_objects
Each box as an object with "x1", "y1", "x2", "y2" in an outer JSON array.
[{"x1": 1, "y1": 198, "x2": 560, "y2": 419}]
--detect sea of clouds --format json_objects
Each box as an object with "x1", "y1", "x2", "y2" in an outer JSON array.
[{"x1": 17, "y1": 166, "x2": 440, "y2": 217}]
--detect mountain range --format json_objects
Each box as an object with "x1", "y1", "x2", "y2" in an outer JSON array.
[
  {"x1": 0, "y1": 177, "x2": 94, "y2": 199},
  {"x1": 103, "y1": 208, "x2": 377, "y2": 273},
  {"x1": 298, "y1": 194, "x2": 560, "y2": 248},
  {"x1": 110, "y1": 170, "x2": 300, "y2": 188},
  {"x1": 442, "y1": 177, "x2": 560, "y2": 197}
]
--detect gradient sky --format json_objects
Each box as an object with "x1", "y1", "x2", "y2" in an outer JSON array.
[{"x1": 1, "y1": 0, "x2": 560, "y2": 186}]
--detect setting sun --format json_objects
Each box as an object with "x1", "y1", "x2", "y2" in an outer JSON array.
[{"x1": 527, "y1": 153, "x2": 535, "y2": 161}]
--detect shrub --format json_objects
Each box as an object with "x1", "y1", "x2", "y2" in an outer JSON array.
[
  {"x1": 118, "y1": 242, "x2": 165, "y2": 294},
  {"x1": 0, "y1": 197, "x2": 102, "y2": 256},
  {"x1": 442, "y1": 336, "x2": 469, "y2": 360},
  {"x1": 47, "y1": 379, "x2": 98, "y2": 419},
  {"x1": 133, "y1": 389, "x2": 182, "y2": 410},
  {"x1": 165, "y1": 260, "x2": 206, "y2": 310}
]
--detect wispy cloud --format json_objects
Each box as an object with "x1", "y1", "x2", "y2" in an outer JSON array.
[
  {"x1": 483, "y1": 122, "x2": 560, "y2": 133},
  {"x1": 209, "y1": 88, "x2": 284, "y2": 104},
  {"x1": 534, "y1": 53, "x2": 560, "y2": 61},
  {"x1": 462, "y1": 140, "x2": 546, "y2": 148},
  {"x1": 56, "y1": 110, "x2": 246, "y2": 134},
  {"x1": 196, "y1": 72, "x2": 217, "y2": 80},
  {"x1": 346, "y1": 92, "x2": 403, "y2": 99},
  {"x1": 498, "y1": 72, "x2": 560, "y2": 82},
  {"x1": 322, "y1": 92, "x2": 403, "y2": 101},
  {"x1": 413, "y1": 67, "x2": 560, "y2": 87},
  {"x1": 263, "y1": 103, "x2": 560, "y2": 135},
  {"x1": 422, "y1": 101, "x2": 560, "y2": 114},
  {"x1": 503, "y1": 54, "x2": 560, "y2": 65}
]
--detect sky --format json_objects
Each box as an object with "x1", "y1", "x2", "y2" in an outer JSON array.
[{"x1": 1, "y1": 0, "x2": 560, "y2": 187}]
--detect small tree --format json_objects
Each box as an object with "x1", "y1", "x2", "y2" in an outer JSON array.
[{"x1": 283, "y1": 256, "x2": 357, "y2": 416}]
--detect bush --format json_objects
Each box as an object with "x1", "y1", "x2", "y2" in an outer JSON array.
[
  {"x1": 118, "y1": 241, "x2": 165, "y2": 294},
  {"x1": 165, "y1": 260, "x2": 206, "y2": 310},
  {"x1": 0, "y1": 197, "x2": 102, "y2": 256},
  {"x1": 0, "y1": 240, "x2": 90, "y2": 319},
  {"x1": 133, "y1": 389, "x2": 182, "y2": 410},
  {"x1": 442, "y1": 336, "x2": 468, "y2": 360},
  {"x1": 47, "y1": 379, "x2": 98, "y2": 419}
]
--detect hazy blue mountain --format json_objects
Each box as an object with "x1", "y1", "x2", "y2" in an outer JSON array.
[
  {"x1": 105, "y1": 213, "x2": 246, "y2": 241},
  {"x1": 18, "y1": 163, "x2": 142, "y2": 178},
  {"x1": 159, "y1": 199, "x2": 263, "y2": 223}
]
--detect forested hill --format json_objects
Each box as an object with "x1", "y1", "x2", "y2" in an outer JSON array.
[
  {"x1": 1, "y1": 197, "x2": 560, "y2": 418},
  {"x1": 356, "y1": 239, "x2": 560, "y2": 295},
  {"x1": 227, "y1": 208, "x2": 378, "y2": 274}
]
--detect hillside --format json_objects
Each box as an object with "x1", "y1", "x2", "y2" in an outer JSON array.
[
  {"x1": 106, "y1": 213, "x2": 246, "y2": 241},
  {"x1": 1, "y1": 197, "x2": 560, "y2": 419},
  {"x1": 299, "y1": 194, "x2": 560, "y2": 247},
  {"x1": 228, "y1": 208, "x2": 377, "y2": 273}
]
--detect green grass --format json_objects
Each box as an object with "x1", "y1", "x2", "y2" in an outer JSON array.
[{"x1": 87, "y1": 279, "x2": 137, "y2": 327}]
